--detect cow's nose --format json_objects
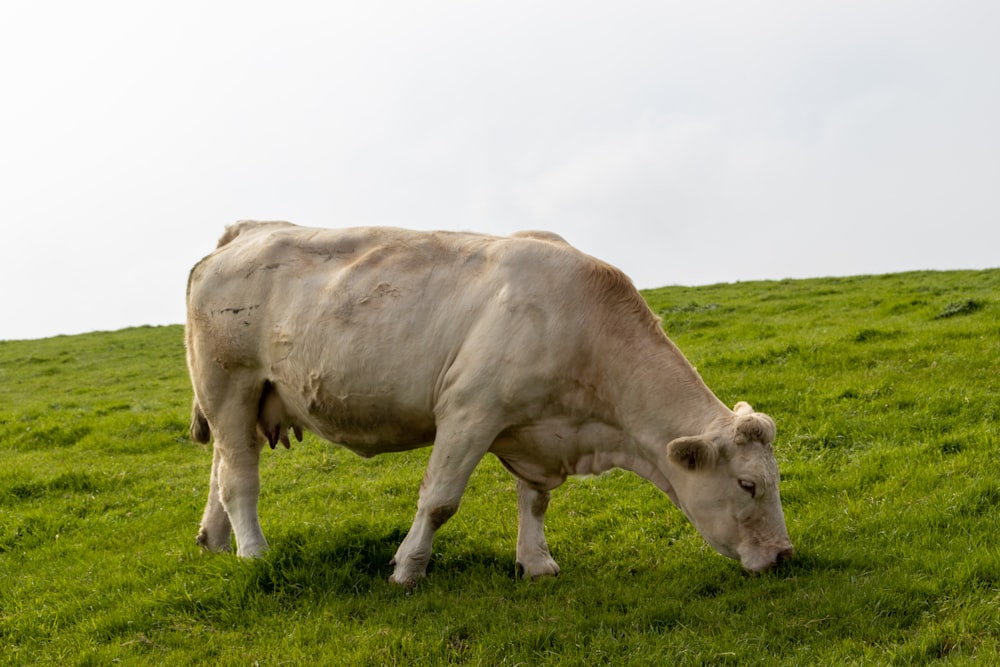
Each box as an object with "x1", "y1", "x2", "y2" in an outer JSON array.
[{"x1": 774, "y1": 546, "x2": 794, "y2": 565}]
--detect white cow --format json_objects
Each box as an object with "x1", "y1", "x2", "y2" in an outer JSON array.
[{"x1": 186, "y1": 221, "x2": 792, "y2": 585}]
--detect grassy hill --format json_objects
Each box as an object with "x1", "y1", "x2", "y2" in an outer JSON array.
[{"x1": 1, "y1": 269, "x2": 998, "y2": 665}]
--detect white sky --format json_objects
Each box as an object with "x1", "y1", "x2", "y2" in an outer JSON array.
[{"x1": 2, "y1": 1, "x2": 997, "y2": 341}]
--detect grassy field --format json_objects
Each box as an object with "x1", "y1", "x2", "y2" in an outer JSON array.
[{"x1": 1, "y1": 269, "x2": 998, "y2": 665}]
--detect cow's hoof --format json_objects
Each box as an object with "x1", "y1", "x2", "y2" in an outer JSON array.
[
  {"x1": 517, "y1": 557, "x2": 561, "y2": 579},
  {"x1": 236, "y1": 540, "x2": 269, "y2": 558},
  {"x1": 388, "y1": 571, "x2": 424, "y2": 589},
  {"x1": 195, "y1": 529, "x2": 232, "y2": 553},
  {"x1": 388, "y1": 559, "x2": 426, "y2": 588}
]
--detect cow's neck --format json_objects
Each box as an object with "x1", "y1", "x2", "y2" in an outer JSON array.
[{"x1": 599, "y1": 327, "x2": 731, "y2": 492}]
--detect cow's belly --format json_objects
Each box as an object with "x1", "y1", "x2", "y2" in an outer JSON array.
[
  {"x1": 310, "y1": 416, "x2": 436, "y2": 457},
  {"x1": 307, "y1": 413, "x2": 434, "y2": 457},
  {"x1": 300, "y1": 393, "x2": 436, "y2": 457}
]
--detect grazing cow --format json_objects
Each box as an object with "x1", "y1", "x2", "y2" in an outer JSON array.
[{"x1": 186, "y1": 221, "x2": 792, "y2": 585}]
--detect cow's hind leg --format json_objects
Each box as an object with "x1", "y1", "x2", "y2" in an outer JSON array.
[
  {"x1": 197, "y1": 444, "x2": 233, "y2": 551},
  {"x1": 195, "y1": 380, "x2": 269, "y2": 558},
  {"x1": 389, "y1": 419, "x2": 496, "y2": 587},
  {"x1": 515, "y1": 479, "x2": 561, "y2": 578},
  {"x1": 215, "y1": 426, "x2": 268, "y2": 558}
]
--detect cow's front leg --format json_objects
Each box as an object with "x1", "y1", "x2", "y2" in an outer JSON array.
[
  {"x1": 197, "y1": 445, "x2": 233, "y2": 551},
  {"x1": 515, "y1": 479, "x2": 560, "y2": 578},
  {"x1": 389, "y1": 424, "x2": 492, "y2": 587}
]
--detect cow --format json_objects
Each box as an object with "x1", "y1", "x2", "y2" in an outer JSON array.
[{"x1": 185, "y1": 221, "x2": 792, "y2": 586}]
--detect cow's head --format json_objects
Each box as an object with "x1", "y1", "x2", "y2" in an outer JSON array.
[{"x1": 665, "y1": 402, "x2": 792, "y2": 572}]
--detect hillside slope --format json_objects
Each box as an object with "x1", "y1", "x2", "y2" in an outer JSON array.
[{"x1": 1, "y1": 269, "x2": 997, "y2": 665}]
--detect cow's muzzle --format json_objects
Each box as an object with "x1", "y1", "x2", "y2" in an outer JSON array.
[{"x1": 743, "y1": 543, "x2": 794, "y2": 572}]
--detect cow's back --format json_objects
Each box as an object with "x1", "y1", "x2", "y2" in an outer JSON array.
[{"x1": 186, "y1": 223, "x2": 618, "y2": 452}]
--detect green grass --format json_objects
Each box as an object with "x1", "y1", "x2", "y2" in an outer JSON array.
[{"x1": 1, "y1": 269, "x2": 998, "y2": 665}]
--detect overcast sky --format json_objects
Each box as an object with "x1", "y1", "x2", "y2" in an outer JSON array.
[{"x1": 2, "y1": 1, "x2": 997, "y2": 341}]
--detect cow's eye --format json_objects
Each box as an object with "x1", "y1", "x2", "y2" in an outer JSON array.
[{"x1": 738, "y1": 479, "x2": 756, "y2": 498}]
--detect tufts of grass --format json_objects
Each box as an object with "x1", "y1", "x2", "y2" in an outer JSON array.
[{"x1": 934, "y1": 298, "x2": 984, "y2": 319}]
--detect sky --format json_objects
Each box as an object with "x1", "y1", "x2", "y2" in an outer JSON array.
[{"x1": 1, "y1": 1, "x2": 997, "y2": 341}]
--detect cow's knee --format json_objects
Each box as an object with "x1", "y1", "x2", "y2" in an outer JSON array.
[{"x1": 429, "y1": 503, "x2": 458, "y2": 530}]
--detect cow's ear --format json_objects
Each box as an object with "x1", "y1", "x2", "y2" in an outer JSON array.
[{"x1": 667, "y1": 436, "x2": 717, "y2": 471}]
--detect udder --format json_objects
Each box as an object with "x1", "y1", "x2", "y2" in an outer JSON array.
[{"x1": 257, "y1": 381, "x2": 303, "y2": 449}]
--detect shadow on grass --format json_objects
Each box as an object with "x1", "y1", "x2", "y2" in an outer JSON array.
[
  {"x1": 236, "y1": 522, "x2": 516, "y2": 599},
  {"x1": 762, "y1": 547, "x2": 858, "y2": 579},
  {"x1": 222, "y1": 527, "x2": 856, "y2": 624},
  {"x1": 240, "y1": 522, "x2": 402, "y2": 597}
]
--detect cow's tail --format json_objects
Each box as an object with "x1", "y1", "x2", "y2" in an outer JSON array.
[{"x1": 190, "y1": 400, "x2": 211, "y2": 444}]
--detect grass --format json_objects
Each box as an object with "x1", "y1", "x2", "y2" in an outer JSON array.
[{"x1": 1, "y1": 269, "x2": 998, "y2": 665}]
